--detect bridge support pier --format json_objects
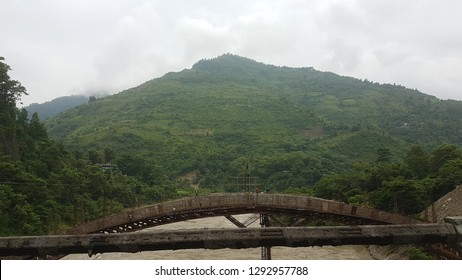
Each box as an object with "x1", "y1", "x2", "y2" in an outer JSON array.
[
  {"x1": 444, "y1": 217, "x2": 462, "y2": 255},
  {"x1": 260, "y1": 213, "x2": 271, "y2": 260}
]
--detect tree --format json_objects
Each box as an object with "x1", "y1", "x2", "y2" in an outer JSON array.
[
  {"x1": 404, "y1": 145, "x2": 430, "y2": 179},
  {"x1": 375, "y1": 147, "x2": 392, "y2": 164},
  {"x1": 103, "y1": 148, "x2": 115, "y2": 163},
  {"x1": 0, "y1": 184, "x2": 44, "y2": 235},
  {"x1": 0, "y1": 57, "x2": 27, "y2": 104},
  {"x1": 430, "y1": 144, "x2": 461, "y2": 172},
  {"x1": 0, "y1": 57, "x2": 27, "y2": 159},
  {"x1": 431, "y1": 158, "x2": 462, "y2": 199},
  {"x1": 88, "y1": 96, "x2": 97, "y2": 103},
  {"x1": 29, "y1": 112, "x2": 48, "y2": 139},
  {"x1": 87, "y1": 150, "x2": 102, "y2": 164},
  {"x1": 371, "y1": 177, "x2": 424, "y2": 215}
]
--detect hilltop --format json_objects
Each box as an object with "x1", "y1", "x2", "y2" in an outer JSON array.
[
  {"x1": 24, "y1": 95, "x2": 89, "y2": 120},
  {"x1": 24, "y1": 92, "x2": 110, "y2": 120}
]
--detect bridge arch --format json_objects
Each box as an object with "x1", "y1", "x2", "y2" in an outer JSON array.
[{"x1": 68, "y1": 193, "x2": 421, "y2": 234}]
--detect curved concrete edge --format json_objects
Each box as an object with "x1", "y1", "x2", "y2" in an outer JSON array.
[{"x1": 67, "y1": 193, "x2": 421, "y2": 234}]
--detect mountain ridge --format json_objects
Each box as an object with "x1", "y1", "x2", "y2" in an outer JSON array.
[
  {"x1": 24, "y1": 93, "x2": 109, "y2": 120},
  {"x1": 45, "y1": 54, "x2": 462, "y2": 188}
]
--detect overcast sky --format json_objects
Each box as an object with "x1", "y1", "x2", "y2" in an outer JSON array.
[{"x1": 1, "y1": 0, "x2": 461, "y2": 105}]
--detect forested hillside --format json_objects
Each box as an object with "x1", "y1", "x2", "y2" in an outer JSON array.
[
  {"x1": 0, "y1": 58, "x2": 178, "y2": 236},
  {"x1": 44, "y1": 54, "x2": 462, "y2": 216},
  {"x1": 46, "y1": 54, "x2": 461, "y2": 181},
  {"x1": 24, "y1": 95, "x2": 89, "y2": 120},
  {"x1": 2, "y1": 54, "x2": 461, "y2": 236}
]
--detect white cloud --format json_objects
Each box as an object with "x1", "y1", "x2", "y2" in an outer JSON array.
[
  {"x1": 176, "y1": 17, "x2": 230, "y2": 63},
  {"x1": 1, "y1": 0, "x2": 461, "y2": 105},
  {"x1": 232, "y1": 5, "x2": 294, "y2": 58}
]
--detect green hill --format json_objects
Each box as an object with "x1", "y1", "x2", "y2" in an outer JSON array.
[
  {"x1": 24, "y1": 93, "x2": 110, "y2": 120},
  {"x1": 24, "y1": 95, "x2": 89, "y2": 120},
  {"x1": 45, "y1": 54, "x2": 462, "y2": 189}
]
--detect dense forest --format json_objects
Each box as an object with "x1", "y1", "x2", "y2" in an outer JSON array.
[
  {"x1": 1, "y1": 54, "x2": 462, "y2": 236},
  {"x1": 0, "y1": 58, "x2": 180, "y2": 236},
  {"x1": 45, "y1": 54, "x2": 462, "y2": 200}
]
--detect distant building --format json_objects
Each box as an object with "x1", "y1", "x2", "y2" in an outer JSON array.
[{"x1": 96, "y1": 163, "x2": 118, "y2": 172}]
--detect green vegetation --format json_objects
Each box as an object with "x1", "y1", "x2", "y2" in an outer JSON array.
[
  {"x1": 311, "y1": 144, "x2": 462, "y2": 215},
  {"x1": 2, "y1": 54, "x2": 462, "y2": 235},
  {"x1": 24, "y1": 95, "x2": 90, "y2": 120},
  {"x1": 0, "y1": 58, "x2": 180, "y2": 236},
  {"x1": 409, "y1": 246, "x2": 434, "y2": 260},
  {"x1": 46, "y1": 54, "x2": 462, "y2": 194}
]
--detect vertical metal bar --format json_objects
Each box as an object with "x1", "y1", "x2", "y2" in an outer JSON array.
[{"x1": 260, "y1": 213, "x2": 272, "y2": 260}]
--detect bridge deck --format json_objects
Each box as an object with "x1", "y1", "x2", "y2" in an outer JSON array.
[{"x1": 0, "y1": 223, "x2": 457, "y2": 257}]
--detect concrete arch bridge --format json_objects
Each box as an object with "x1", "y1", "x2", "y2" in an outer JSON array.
[
  {"x1": 68, "y1": 192, "x2": 420, "y2": 234},
  {"x1": 2, "y1": 193, "x2": 461, "y2": 259}
]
